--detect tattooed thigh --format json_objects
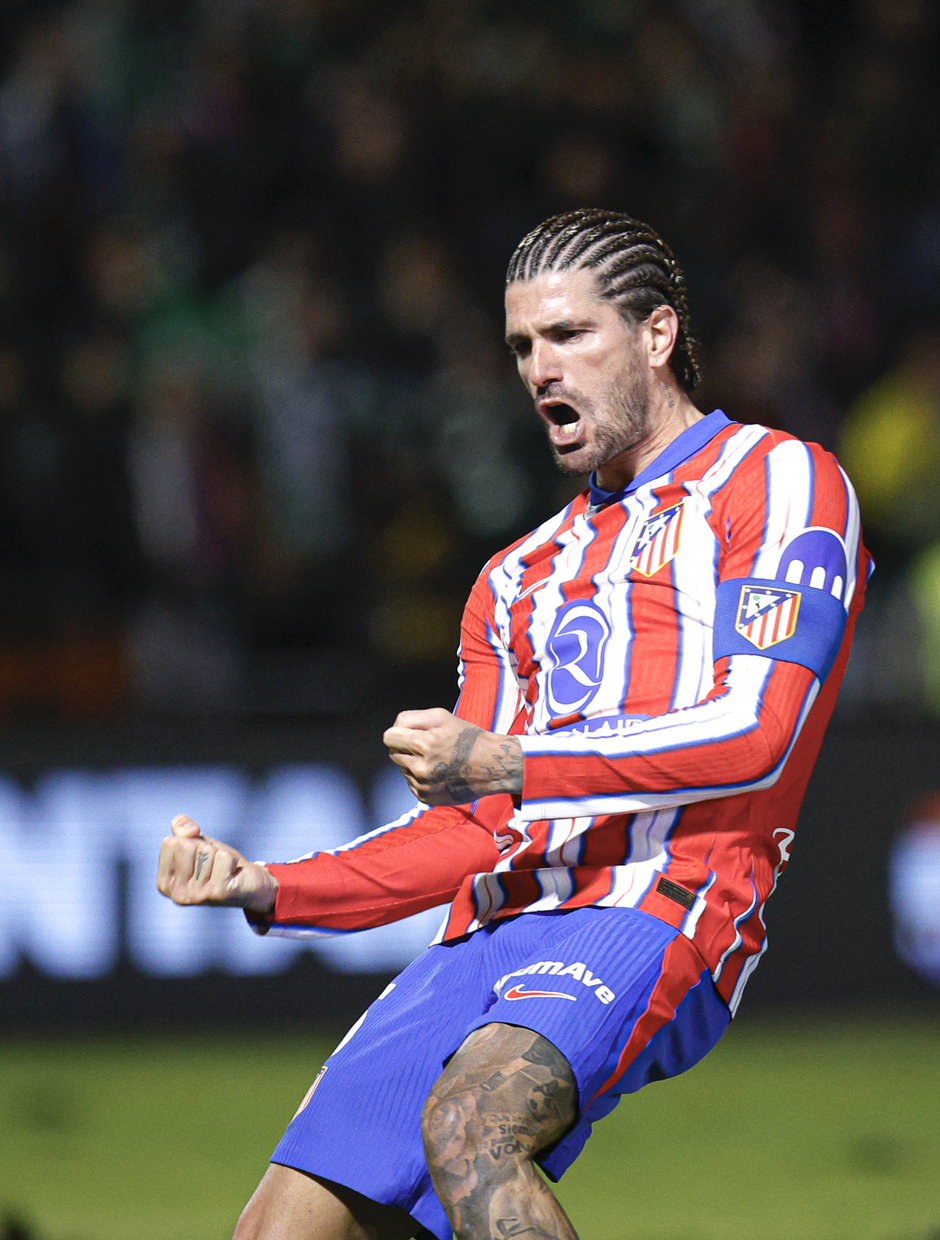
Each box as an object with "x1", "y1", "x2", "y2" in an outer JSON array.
[
  {"x1": 422, "y1": 1022, "x2": 577, "y2": 1172},
  {"x1": 421, "y1": 1024, "x2": 579, "y2": 1237}
]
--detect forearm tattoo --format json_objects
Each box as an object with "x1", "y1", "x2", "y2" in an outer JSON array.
[
  {"x1": 427, "y1": 726, "x2": 524, "y2": 804},
  {"x1": 423, "y1": 1025, "x2": 579, "y2": 1240},
  {"x1": 475, "y1": 737, "x2": 524, "y2": 796}
]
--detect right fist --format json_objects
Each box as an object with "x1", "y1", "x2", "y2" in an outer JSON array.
[{"x1": 156, "y1": 815, "x2": 279, "y2": 913}]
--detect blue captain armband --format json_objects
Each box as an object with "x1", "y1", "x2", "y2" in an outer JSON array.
[{"x1": 713, "y1": 576, "x2": 848, "y2": 681}]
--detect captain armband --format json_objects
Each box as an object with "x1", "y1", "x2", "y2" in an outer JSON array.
[{"x1": 713, "y1": 576, "x2": 848, "y2": 681}]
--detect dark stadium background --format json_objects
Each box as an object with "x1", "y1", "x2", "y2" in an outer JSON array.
[{"x1": 0, "y1": 2, "x2": 939, "y2": 1238}]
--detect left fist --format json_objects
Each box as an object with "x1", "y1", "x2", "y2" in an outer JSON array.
[{"x1": 383, "y1": 708, "x2": 523, "y2": 806}]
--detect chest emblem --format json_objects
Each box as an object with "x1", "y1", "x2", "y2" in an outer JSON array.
[
  {"x1": 630, "y1": 502, "x2": 685, "y2": 577},
  {"x1": 734, "y1": 585, "x2": 801, "y2": 650}
]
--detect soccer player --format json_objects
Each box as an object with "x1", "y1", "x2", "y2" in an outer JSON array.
[{"x1": 158, "y1": 210, "x2": 869, "y2": 1240}]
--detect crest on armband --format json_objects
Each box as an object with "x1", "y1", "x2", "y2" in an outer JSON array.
[{"x1": 735, "y1": 584, "x2": 801, "y2": 650}]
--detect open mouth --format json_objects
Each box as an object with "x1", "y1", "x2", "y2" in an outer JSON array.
[{"x1": 539, "y1": 400, "x2": 584, "y2": 451}]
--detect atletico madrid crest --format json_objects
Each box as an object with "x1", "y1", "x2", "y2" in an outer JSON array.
[
  {"x1": 630, "y1": 502, "x2": 685, "y2": 577},
  {"x1": 735, "y1": 584, "x2": 801, "y2": 649}
]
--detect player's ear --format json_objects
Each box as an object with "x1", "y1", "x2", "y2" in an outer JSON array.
[{"x1": 644, "y1": 305, "x2": 679, "y2": 372}]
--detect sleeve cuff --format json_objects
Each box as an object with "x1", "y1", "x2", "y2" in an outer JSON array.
[{"x1": 244, "y1": 907, "x2": 272, "y2": 936}]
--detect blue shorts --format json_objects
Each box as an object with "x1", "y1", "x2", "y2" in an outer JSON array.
[{"x1": 272, "y1": 906, "x2": 730, "y2": 1240}]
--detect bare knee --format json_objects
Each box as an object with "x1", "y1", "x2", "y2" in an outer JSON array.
[
  {"x1": 233, "y1": 1163, "x2": 418, "y2": 1240},
  {"x1": 233, "y1": 1165, "x2": 304, "y2": 1240}
]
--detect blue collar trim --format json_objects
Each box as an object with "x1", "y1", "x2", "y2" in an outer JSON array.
[{"x1": 587, "y1": 409, "x2": 733, "y2": 508}]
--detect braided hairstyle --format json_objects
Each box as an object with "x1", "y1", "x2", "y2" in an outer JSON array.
[{"x1": 505, "y1": 209, "x2": 701, "y2": 392}]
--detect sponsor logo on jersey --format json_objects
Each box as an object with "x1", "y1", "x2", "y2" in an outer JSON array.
[
  {"x1": 544, "y1": 599, "x2": 611, "y2": 714},
  {"x1": 556, "y1": 712, "x2": 648, "y2": 738},
  {"x1": 493, "y1": 959, "x2": 617, "y2": 1005},
  {"x1": 630, "y1": 501, "x2": 685, "y2": 577},
  {"x1": 734, "y1": 584, "x2": 801, "y2": 650},
  {"x1": 503, "y1": 984, "x2": 577, "y2": 1001}
]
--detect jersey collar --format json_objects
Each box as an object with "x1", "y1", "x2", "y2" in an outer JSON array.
[{"x1": 587, "y1": 409, "x2": 732, "y2": 508}]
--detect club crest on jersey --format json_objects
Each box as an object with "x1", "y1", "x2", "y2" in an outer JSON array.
[
  {"x1": 630, "y1": 502, "x2": 685, "y2": 577},
  {"x1": 735, "y1": 584, "x2": 801, "y2": 649}
]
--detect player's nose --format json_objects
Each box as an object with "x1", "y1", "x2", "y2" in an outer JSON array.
[{"x1": 528, "y1": 340, "x2": 563, "y2": 390}]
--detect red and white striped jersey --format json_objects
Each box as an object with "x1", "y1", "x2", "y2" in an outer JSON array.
[{"x1": 257, "y1": 412, "x2": 869, "y2": 1012}]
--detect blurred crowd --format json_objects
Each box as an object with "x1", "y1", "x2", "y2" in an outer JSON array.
[{"x1": 0, "y1": 0, "x2": 937, "y2": 720}]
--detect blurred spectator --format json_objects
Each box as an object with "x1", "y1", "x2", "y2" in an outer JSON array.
[
  {"x1": 125, "y1": 360, "x2": 253, "y2": 712},
  {"x1": 840, "y1": 327, "x2": 940, "y2": 716},
  {"x1": 57, "y1": 333, "x2": 140, "y2": 628},
  {"x1": 840, "y1": 326, "x2": 940, "y2": 556},
  {"x1": 701, "y1": 255, "x2": 840, "y2": 447},
  {"x1": 237, "y1": 227, "x2": 356, "y2": 560},
  {"x1": 0, "y1": 0, "x2": 936, "y2": 720},
  {"x1": 368, "y1": 493, "x2": 463, "y2": 666}
]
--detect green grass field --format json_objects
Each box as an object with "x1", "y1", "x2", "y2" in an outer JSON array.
[{"x1": 1, "y1": 1010, "x2": 939, "y2": 1240}]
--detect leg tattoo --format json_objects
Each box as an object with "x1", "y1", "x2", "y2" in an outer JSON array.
[{"x1": 422, "y1": 1024, "x2": 580, "y2": 1240}]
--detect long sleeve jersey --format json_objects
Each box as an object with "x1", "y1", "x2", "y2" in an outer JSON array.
[{"x1": 254, "y1": 411, "x2": 870, "y2": 1012}]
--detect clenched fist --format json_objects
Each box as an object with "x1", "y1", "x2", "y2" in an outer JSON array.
[
  {"x1": 383, "y1": 708, "x2": 523, "y2": 806},
  {"x1": 157, "y1": 815, "x2": 279, "y2": 913}
]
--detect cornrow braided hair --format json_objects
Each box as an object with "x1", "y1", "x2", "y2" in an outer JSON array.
[{"x1": 505, "y1": 209, "x2": 701, "y2": 392}]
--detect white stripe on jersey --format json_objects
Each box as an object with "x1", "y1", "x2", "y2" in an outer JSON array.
[
  {"x1": 478, "y1": 505, "x2": 573, "y2": 728},
  {"x1": 628, "y1": 807, "x2": 680, "y2": 864},
  {"x1": 589, "y1": 505, "x2": 647, "y2": 716},
  {"x1": 728, "y1": 938, "x2": 767, "y2": 1015},
  {"x1": 838, "y1": 462, "x2": 862, "y2": 609},
  {"x1": 486, "y1": 620, "x2": 525, "y2": 734},
  {"x1": 711, "y1": 877, "x2": 760, "y2": 985},
  {"x1": 494, "y1": 818, "x2": 537, "y2": 870},
  {"x1": 751, "y1": 440, "x2": 814, "y2": 578},
  {"x1": 602, "y1": 857, "x2": 668, "y2": 907},
  {"x1": 681, "y1": 870, "x2": 716, "y2": 937},
  {"x1": 668, "y1": 494, "x2": 718, "y2": 710},
  {"x1": 544, "y1": 816, "x2": 592, "y2": 867},
  {"x1": 700, "y1": 423, "x2": 769, "y2": 490},
  {"x1": 530, "y1": 867, "x2": 576, "y2": 911},
  {"x1": 517, "y1": 657, "x2": 820, "y2": 819},
  {"x1": 467, "y1": 871, "x2": 506, "y2": 931}
]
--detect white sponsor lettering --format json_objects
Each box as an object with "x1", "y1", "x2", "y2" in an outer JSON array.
[
  {"x1": 493, "y1": 959, "x2": 616, "y2": 1004},
  {"x1": 558, "y1": 961, "x2": 585, "y2": 981}
]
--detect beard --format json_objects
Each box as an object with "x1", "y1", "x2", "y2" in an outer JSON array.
[{"x1": 547, "y1": 372, "x2": 652, "y2": 477}]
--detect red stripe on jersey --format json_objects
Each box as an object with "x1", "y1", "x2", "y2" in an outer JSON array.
[
  {"x1": 669, "y1": 424, "x2": 740, "y2": 500},
  {"x1": 622, "y1": 559, "x2": 684, "y2": 713},
  {"x1": 577, "y1": 816, "x2": 632, "y2": 869},
  {"x1": 807, "y1": 445, "x2": 849, "y2": 533},
  {"x1": 572, "y1": 504, "x2": 631, "y2": 604},
  {"x1": 521, "y1": 661, "x2": 817, "y2": 803},
  {"x1": 587, "y1": 933, "x2": 712, "y2": 1103},
  {"x1": 263, "y1": 802, "x2": 503, "y2": 932}
]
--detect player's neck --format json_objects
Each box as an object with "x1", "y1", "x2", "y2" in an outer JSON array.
[{"x1": 594, "y1": 384, "x2": 703, "y2": 492}]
